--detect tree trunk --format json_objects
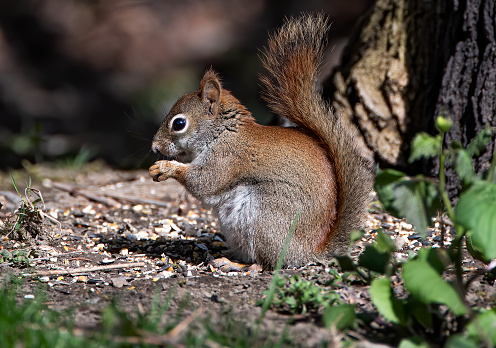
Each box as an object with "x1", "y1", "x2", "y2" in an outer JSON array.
[{"x1": 324, "y1": 0, "x2": 496, "y2": 195}]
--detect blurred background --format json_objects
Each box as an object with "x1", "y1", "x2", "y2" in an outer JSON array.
[{"x1": 0, "y1": 0, "x2": 374, "y2": 170}]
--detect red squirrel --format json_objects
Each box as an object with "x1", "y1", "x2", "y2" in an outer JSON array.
[{"x1": 150, "y1": 14, "x2": 373, "y2": 270}]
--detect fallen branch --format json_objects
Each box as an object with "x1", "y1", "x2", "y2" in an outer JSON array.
[
  {"x1": 0, "y1": 191, "x2": 23, "y2": 204},
  {"x1": 103, "y1": 192, "x2": 170, "y2": 208},
  {"x1": 52, "y1": 182, "x2": 120, "y2": 207},
  {"x1": 33, "y1": 262, "x2": 146, "y2": 276}
]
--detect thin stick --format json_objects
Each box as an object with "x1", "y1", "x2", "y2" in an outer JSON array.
[
  {"x1": 112, "y1": 335, "x2": 186, "y2": 348},
  {"x1": 0, "y1": 250, "x2": 98, "y2": 268},
  {"x1": 110, "y1": 308, "x2": 205, "y2": 346},
  {"x1": 33, "y1": 262, "x2": 146, "y2": 276},
  {"x1": 161, "y1": 307, "x2": 205, "y2": 340}
]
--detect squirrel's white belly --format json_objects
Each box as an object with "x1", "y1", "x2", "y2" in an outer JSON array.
[{"x1": 204, "y1": 185, "x2": 258, "y2": 263}]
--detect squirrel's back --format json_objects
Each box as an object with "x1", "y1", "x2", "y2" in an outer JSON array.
[{"x1": 260, "y1": 14, "x2": 373, "y2": 252}]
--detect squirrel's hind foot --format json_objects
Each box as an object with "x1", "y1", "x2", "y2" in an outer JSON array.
[{"x1": 210, "y1": 257, "x2": 263, "y2": 273}]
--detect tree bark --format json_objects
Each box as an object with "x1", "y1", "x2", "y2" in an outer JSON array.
[{"x1": 325, "y1": 0, "x2": 496, "y2": 194}]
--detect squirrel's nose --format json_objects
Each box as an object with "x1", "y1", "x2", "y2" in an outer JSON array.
[{"x1": 151, "y1": 141, "x2": 161, "y2": 154}]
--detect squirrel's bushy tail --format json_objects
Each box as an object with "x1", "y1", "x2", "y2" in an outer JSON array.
[{"x1": 260, "y1": 13, "x2": 373, "y2": 251}]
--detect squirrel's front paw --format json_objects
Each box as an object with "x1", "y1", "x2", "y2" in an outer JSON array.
[{"x1": 149, "y1": 160, "x2": 176, "y2": 182}]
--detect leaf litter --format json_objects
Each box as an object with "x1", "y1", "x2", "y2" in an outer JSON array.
[{"x1": 0, "y1": 165, "x2": 494, "y2": 346}]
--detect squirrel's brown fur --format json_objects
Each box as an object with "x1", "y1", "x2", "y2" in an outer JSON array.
[
  {"x1": 260, "y1": 14, "x2": 373, "y2": 253},
  {"x1": 150, "y1": 14, "x2": 373, "y2": 270}
]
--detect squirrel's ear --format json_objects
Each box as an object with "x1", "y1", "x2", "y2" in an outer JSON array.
[{"x1": 200, "y1": 70, "x2": 221, "y2": 114}]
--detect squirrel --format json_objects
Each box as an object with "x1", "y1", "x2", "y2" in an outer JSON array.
[{"x1": 149, "y1": 14, "x2": 373, "y2": 271}]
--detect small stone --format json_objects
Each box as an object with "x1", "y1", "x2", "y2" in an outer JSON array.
[
  {"x1": 136, "y1": 231, "x2": 149, "y2": 239},
  {"x1": 93, "y1": 243, "x2": 105, "y2": 251},
  {"x1": 132, "y1": 204, "x2": 143, "y2": 213},
  {"x1": 82, "y1": 205, "x2": 95, "y2": 214},
  {"x1": 87, "y1": 279, "x2": 105, "y2": 284},
  {"x1": 158, "y1": 270, "x2": 174, "y2": 279},
  {"x1": 394, "y1": 236, "x2": 408, "y2": 250},
  {"x1": 111, "y1": 277, "x2": 128, "y2": 288},
  {"x1": 155, "y1": 226, "x2": 171, "y2": 234},
  {"x1": 72, "y1": 209, "x2": 85, "y2": 217},
  {"x1": 196, "y1": 243, "x2": 208, "y2": 251},
  {"x1": 100, "y1": 258, "x2": 115, "y2": 264}
]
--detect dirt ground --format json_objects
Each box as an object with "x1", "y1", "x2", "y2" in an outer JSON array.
[{"x1": 0, "y1": 164, "x2": 494, "y2": 347}]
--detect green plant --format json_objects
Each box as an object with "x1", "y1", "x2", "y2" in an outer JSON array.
[
  {"x1": 10, "y1": 122, "x2": 44, "y2": 160},
  {"x1": 369, "y1": 116, "x2": 496, "y2": 346},
  {"x1": 60, "y1": 146, "x2": 96, "y2": 169},
  {"x1": 334, "y1": 228, "x2": 398, "y2": 285},
  {"x1": 0, "y1": 249, "x2": 31, "y2": 266},
  {"x1": 258, "y1": 273, "x2": 357, "y2": 332},
  {"x1": 3, "y1": 174, "x2": 60, "y2": 242},
  {"x1": 258, "y1": 274, "x2": 342, "y2": 315},
  {"x1": 257, "y1": 213, "x2": 357, "y2": 336},
  {"x1": 0, "y1": 278, "x2": 297, "y2": 348},
  {"x1": 0, "y1": 277, "x2": 86, "y2": 348},
  {"x1": 256, "y1": 213, "x2": 300, "y2": 325}
]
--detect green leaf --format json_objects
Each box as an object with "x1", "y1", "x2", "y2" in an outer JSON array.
[
  {"x1": 466, "y1": 126, "x2": 494, "y2": 156},
  {"x1": 409, "y1": 133, "x2": 442, "y2": 163},
  {"x1": 285, "y1": 296, "x2": 297, "y2": 308},
  {"x1": 375, "y1": 169, "x2": 442, "y2": 236},
  {"x1": 453, "y1": 149, "x2": 475, "y2": 183},
  {"x1": 374, "y1": 169, "x2": 407, "y2": 217},
  {"x1": 465, "y1": 238, "x2": 491, "y2": 264},
  {"x1": 466, "y1": 309, "x2": 496, "y2": 345},
  {"x1": 375, "y1": 229, "x2": 396, "y2": 253},
  {"x1": 398, "y1": 337, "x2": 430, "y2": 348},
  {"x1": 369, "y1": 277, "x2": 404, "y2": 325},
  {"x1": 335, "y1": 255, "x2": 356, "y2": 272},
  {"x1": 408, "y1": 301, "x2": 432, "y2": 328},
  {"x1": 10, "y1": 173, "x2": 22, "y2": 198},
  {"x1": 349, "y1": 229, "x2": 364, "y2": 243},
  {"x1": 402, "y1": 260, "x2": 467, "y2": 316},
  {"x1": 358, "y1": 245, "x2": 391, "y2": 274},
  {"x1": 322, "y1": 304, "x2": 356, "y2": 330},
  {"x1": 445, "y1": 334, "x2": 479, "y2": 348},
  {"x1": 450, "y1": 140, "x2": 464, "y2": 150},
  {"x1": 375, "y1": 168, "x2": 407, "y2": 185},
  {"x1": 456, "y1": 181, "x2": 496, "y2": 261},
  {"x1": 395, "y1": 178, "x2": 441, "y2": 236},
  {"x1": 416, "y1": 247, "x2": 447, "y2": 275}
]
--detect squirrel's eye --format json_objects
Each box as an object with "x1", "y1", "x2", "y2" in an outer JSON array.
[{"x1": 170, "y1": 114, "x2": 188, "y2": 133}]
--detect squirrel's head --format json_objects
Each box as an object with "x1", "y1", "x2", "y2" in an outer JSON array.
[{"x1": 151, "y1": 69, "x2": 252, "y2": 163}]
